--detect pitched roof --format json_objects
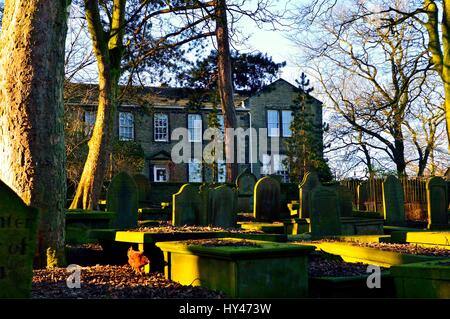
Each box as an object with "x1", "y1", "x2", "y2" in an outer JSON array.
[
  {"x1": 244, "y1": 78, "x2": 322, "y2": 105},
  {"x1": 64, "y1": 82, "x2": 250, "y2": 109}
]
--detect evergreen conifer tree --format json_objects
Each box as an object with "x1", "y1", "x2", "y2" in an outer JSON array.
[{"x1": 285, "y1": 72, "x2": 332, "y2": 182}]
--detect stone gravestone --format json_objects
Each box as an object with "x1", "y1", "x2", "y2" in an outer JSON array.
[
  {"x1": 107, "y1": 172, "x2": 139, "y2": 229},
  {"x1": 299, "y1": 172, "x2": 321, "y2": 218},
  {"x1": 236, "y1": 169, "x2": 257, "y2": 195},
  {"x1": 0, "y1": 180, "x2": 39, "y2": 298},
  {"x1": 133, "y1": 174, "x2": 151, "y2": 205},
  {"x1": 310, "y1": 186, "x2": 342, "y2": 238},
  {"x1": 357, "y1": 181, "x2": 369, "y2": 211},
  {"x1": 253, "y1": 176, "x2": 280, "y2": 221},
  {"x1": 172, "y1": 184, "x2": 202, "y2": 226},
  {"x1": 236, "y1": 170, "x2": 257, "y2": 213},
  {"x1": 426, "y1": 177, "x2": 449, "y2": 230},
  {"x1": 208, "y1": 185, "x2": 238, "y2": 228},
  {"x1": 336, "y1": 185, "x2": 353, "y2": 217},
  {"x1": 382, "y1": 175, "x2": 406, "y2": 227}
]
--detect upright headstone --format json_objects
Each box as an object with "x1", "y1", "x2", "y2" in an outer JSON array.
[
  {"x1": 426, "y1": 177, "x2": 449, "y2": 230},
  {"x1": 236, "y1": 170, "x2": 257, "y2": 213},
  {"x1": 382, "y1": 175, "x2": 406, "y2": 226},
  {"x1": 107, "y1": 172, "x2": 139, "y2": 229},
  {"x1": 172, "y1": 184, "x2": 202, "y2": 226},
  {"x1": 336, "y1": 185, "x2": 353, "y2": 217},
  {"x1": 0, "y1": 180, "x2": 39, "y2": 298},
  {"x1": 236, "y1": 169, "x2": 257, "y2": 195},
  {"x1": 357, "y1": 181, "x2": 369, "y2": 211},
  {"x1": 132, "y1": 174, "x2": 151, "y2": 204},
  {"x1": 253, "y1": 176, "x2": 281, "y2": 221},
  {"x1": 209, "y1": 185, "x2": 238, "y2": 228},
  {"x1": 299, "y1": 172, "x2": 321, "y2": 218},
  {"x1": 310, "y1": 186, "x2": 342, "y2": 238}
]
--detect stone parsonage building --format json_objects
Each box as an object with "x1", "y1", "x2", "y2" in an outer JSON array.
[{"x1": 67, "y1": 78, "x2": 323, "y2": 183}]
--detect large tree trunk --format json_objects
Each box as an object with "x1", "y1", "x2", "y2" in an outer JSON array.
[
  {"x1": 0, "y1": 0, "x2": 69, "y2": 267},
  {"x1": 443, "y1": 84, "x2": 450, "y2": 153},
  {"x1": 69, "y1": 69, "x2": 114, "y2": 209},
  {"x1": 70, "y1": 0, "x2": 124, "y2": 209},
  {"x1": 215, "y1": 0, "x2": 238, "y2": 183},
  {"x1": 425, "y1": 0, "x2": 450, "y2": 153},
  {"x1": 442, "y1": 1, "x2": 450, "y2": 153},
  {"x1": 393, "y1": 137, "x2": 407, "y2": 176}
]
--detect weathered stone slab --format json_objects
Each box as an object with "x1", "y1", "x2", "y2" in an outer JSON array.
[
  {"x1": 236, "y1": 169, "x2": 257, "y2": 196},
  {"x1": 299, "y1": 172, "x2": 320, "y2": 218},
  {"x1": 107, "y1": 172, "x2": 139, "y2": 229},
  {"x1": 208, "y1": 185, "x2": 238, "y2": 228},
  {"x1": 426, "y1": 177, "x2": 449, "y2": 230},
  {"x1": 236, "y1": 170, "x2": 257, "y2": 213},
  {"x1": 0, "y1": 180, "x2": 39, "y2": 298},
  {"x1": 310, "y1": 186, "x2": 342, "y2": 238},
  {"x1": 253, "y1": 176, "x2": 281, "y2": 221},
  {"x1": 133, "y1": 174, "x2": 151, "y2": 204},
  {"x1": 172, "y1": 184, "x2": 202, "y2": 226},
  {"x1": 382, "y1": 175, "x2": 406, "y2": 227}
]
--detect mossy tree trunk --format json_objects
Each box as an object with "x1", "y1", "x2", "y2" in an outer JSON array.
[
  {"x1": 70, "y1": 0, "x2": 125, "y2": 210},
  {"x1": 0, "y1": 0, "x2": 70, "y2": 267},
  {"x1": 215, "y1": 0, "x2": 238, "y2": 183}
]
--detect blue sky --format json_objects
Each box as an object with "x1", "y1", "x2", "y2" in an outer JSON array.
[
  {"x1": 233, "y1": 24, "x2": 300, "y2": 85},
  {"x1": 0, "y1": 0, "x2": 299, "y2": 84},
  {"x1": 231, "y1": 0, "x2": 301, "y2": 85}
]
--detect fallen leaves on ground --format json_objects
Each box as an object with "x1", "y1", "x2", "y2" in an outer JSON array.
[
  {"x1": 308, "y1": 252, "x2": 387, "y2": 277},
  {"x1": 129, "y1": 222, "x2": 263, "y2": 234},
  {"x1": 182, "y1": 239, "x2": 261, "y2": 247},
  {"x1": 32, "y1": 265, "x2": 225, "y2": 299}
]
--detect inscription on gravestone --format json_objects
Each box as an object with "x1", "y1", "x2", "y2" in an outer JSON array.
[{"x1": 0, "y1": 180, "x2": 39, "y2": 298}]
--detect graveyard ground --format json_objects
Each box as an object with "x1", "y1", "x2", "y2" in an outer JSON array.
[
  {"x1": 31, "y1": 244, "x2": 225, "y2": 299},
  {"x1": 30, "y1": 243, "x2": 396, "y2": 299}
]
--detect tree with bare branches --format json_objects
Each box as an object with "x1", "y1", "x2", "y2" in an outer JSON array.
[
  {"x1": 290, "y1": 0, "x2": 445, "y2": 177},
  {"x1": 69, "y1": 0, "x2": 286, "y2": 209}
]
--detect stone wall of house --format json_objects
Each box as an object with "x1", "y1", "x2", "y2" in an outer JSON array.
[
  {"x1": 245, "y1": 79, "x2": 323, "y2": 179},
  {"x1": 83, "y1": 79, "x2": 323, "y2": 183},
  {"x1": 133, "y1": 107, "x2": 251, "y2": 182}
]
